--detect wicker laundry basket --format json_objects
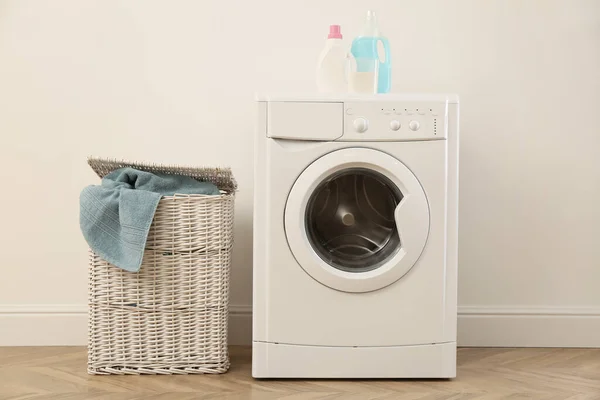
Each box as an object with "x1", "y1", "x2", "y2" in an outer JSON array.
[{"x1": 86, "y1": 158, "x2": 236, "y2": 375}]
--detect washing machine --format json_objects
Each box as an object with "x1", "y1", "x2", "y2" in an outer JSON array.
[{"x1": 253, "y1": 94, "x2": 459, "y2": 378}]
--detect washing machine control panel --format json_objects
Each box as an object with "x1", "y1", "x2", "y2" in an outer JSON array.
[{"x1": 343, "y1": 101, "x2": 446, "y2": 141}]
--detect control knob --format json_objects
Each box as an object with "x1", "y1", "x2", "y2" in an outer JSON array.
[
  {"x1": 409, "y1": 120, "x2": 420, "y2": 131},
  {"x1": 353, "y1": 118, "x2": 369, "y2": 133}
]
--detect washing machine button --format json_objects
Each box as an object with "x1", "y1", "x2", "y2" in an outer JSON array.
[
  {"x1": 390, "y1": 120, "x2": 401, "y2": 131},
  {"x1": 409, "y1": 120, "x2": 420, "y2": 131},
  {"x1": 353, "y1": 118, "x2": 369, "y2": 133}
]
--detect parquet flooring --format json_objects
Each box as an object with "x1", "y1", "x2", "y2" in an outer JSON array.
[{"x1": 1, "y1": 346, "x2": 599, "y2": 399}]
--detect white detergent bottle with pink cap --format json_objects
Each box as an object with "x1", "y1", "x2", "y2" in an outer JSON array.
[{"x1": 316, "y1": 25, "x2": 346, "y2": 93}]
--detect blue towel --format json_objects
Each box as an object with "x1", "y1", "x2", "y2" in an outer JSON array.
[{"x1": 80, "y1": 167, "x2": 219, "y2": 272}]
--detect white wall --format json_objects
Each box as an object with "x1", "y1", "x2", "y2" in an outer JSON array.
[{"x1": 0, "y1": 0, "x2": 599, "y2": 346}]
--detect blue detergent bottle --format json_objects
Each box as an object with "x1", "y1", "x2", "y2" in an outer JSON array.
[{"x1": 350, "y1": 10, "x2": 391, "y2": 93}]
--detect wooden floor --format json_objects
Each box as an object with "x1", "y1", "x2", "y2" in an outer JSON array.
[{"x1": 1, "y1": 347, "x2": 600, "y2": 399}]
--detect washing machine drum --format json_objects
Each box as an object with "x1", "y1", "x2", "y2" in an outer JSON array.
[
  {"x1": 285, "y1": 148, "x2": 430, "y2": 293},
  {"x1": 306, "y1": 168, "x2": 402, "y2": 273}
]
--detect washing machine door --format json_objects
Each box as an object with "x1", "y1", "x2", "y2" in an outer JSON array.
[{"x1": 285, "y1": 147, "x2": 430, "y2": 293}]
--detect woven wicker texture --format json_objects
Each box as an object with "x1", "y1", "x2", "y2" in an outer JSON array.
[
  {"x1": 87, "y1": 157, "x2": 237, "y2": 193},
  {"x1": 87, "y1": 158, "x2": 235, "y2": 375}
]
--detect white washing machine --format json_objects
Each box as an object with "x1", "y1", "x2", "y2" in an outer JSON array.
[{"x1": 253, "y1": 94, "x2": 459, "y2": 378}]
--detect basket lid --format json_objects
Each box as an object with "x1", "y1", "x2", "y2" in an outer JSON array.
[{"x1": 87, "y1": 157, "x2": 237, "y2": 193}]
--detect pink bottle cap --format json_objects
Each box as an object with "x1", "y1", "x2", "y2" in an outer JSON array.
[{"x1": 328, "y1": 25, "x2": 342, "y2": 39}]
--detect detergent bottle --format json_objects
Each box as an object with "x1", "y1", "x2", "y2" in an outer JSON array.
[
  {"x1": 350, "y1": 10, "x2": 391, "y2": 93},
  {"x1": 316, "y1": 25, "x2": 347, "y2": 93}
]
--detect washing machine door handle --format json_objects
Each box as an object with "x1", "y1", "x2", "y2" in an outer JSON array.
[{"x1": 394, "y1": 192, "x2": 430, "y2": 255}]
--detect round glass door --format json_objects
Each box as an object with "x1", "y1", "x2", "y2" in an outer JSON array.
[
  {"x1": 285, "y1": 148, "x2": 430, "y2": 293},
  {"x1": 306, "y1": 168, "x2": 403, "y2": 273}
]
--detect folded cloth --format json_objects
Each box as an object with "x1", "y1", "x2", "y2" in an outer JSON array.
[{"x1": 80, "y1": 167, "x2": 219, "y2": 272}]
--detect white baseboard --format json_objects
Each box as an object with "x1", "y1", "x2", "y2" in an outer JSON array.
[
  {"x1": 0, "y1": 304, "x2": 252, "y2": 346},
  {"x1": 1, "y1": 305, "x2": 599, "y2": 347},
  {"x1": 458, "y1": 306, "x2": 600, "y2": 347},
  {"x1": 0, "y1": 305, "x2": 88, "y2": 346},
  {"x1": 229, "y1": 305, "x2": 252, "y2": 346}
]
